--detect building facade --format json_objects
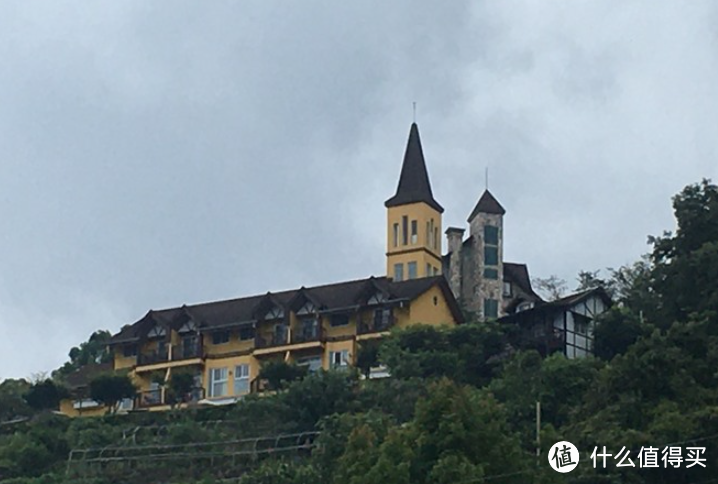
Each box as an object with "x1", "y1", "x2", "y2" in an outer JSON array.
[{"x1": 60, "y1": 276, "x2": 462, "y2": 416}]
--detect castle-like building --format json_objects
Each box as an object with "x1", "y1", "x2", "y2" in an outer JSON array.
[
  {"x1": 384, "y1": 122, "x2": 542, "y2": 319},
  {"x1": 59, "y1": 122, "x2": 609, "y2": 417}
]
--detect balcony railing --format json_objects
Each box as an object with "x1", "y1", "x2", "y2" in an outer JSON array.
[
  {"x1": 172, "y1": 341, "x2": 203, "y2": 360},
  {"x1": 358, "y1": 314, "x2": 395, "y2": 335},
  {"x1": 292, "y1": 325, "x2": 323, "y2": 344},
  {"x1": 255, "y1": 331, "x2": 289, "y2": 349},
  {"x1": 137, "y1": 347, "x2": 169, "y2": 366},
  {"x1": 136, "y1": 387, "x2": 205, "y2": 408},
  {"x1": 137, "y1": 389, "x2": 163, "y2": 408}
]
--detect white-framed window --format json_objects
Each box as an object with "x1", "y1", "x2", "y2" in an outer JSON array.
[
  {"x1": 118, "y1": 398, "x2": 134, "y2": 411},
  {"x1": 234, "y1": 365, "x2": 250, "y2": 395},
  {"x1": 297, "y1": 355, "x2": 323, "y2": 373},
  {"x1": 209, "y1": 367, "x2": 228, "y2": 397},
  {"x1": 330, "y1": 350, "x2": 349, "y2": 369},
  {"x1": 503, "y1": 282, "x2": 512, "y2": 297}
]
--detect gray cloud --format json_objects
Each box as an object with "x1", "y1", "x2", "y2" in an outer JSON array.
[{"x1": 1, "y1": 1, "x2": 717, "y2": 379}]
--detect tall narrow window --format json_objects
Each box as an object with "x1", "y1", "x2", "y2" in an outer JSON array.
[
  {"x1": 484, "y1": 225, "x2": 499, "y2": 245},
  {"x1": 402, "y1": 216, "x2": 408, "y2": 245},
  {"x1": 484, "y1": 299, "x2": 499, "y2": 318},
  {"x1": 209, "y1": 367, "x2": 228, "y2": 397},
  {"x1": 411, "y1": 220, "x2": 418, "y2": 244},
  {"x1": 394, "y1": 263, "x2": 404, "y2": 282},
  {"x1": 234, "y1": 365, "x2": 250, "y2": 395},
  {"x1": 393, "y1": 223, "x2": 399, "y2": 247},
  {"x1": 426, "y1": 221, "x2": 430, "y2": 245},
  {"x1": 408, "y1": 261, "x2": 417, "y2": 280},
  {"x1": 434, "y1": 228, "x2": 439, "y2": 250},
  {"x1": 426, "y1": 263, "x2": 431, "y2": 277}
]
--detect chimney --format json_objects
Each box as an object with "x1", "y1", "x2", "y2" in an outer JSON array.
[{"x1": 445, "y1": 227, "x2": 465, "y2": 254}]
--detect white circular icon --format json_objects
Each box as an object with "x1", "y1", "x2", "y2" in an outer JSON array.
[{"x1": 548, "y1": 441, "x2": 579, "y2": 473}]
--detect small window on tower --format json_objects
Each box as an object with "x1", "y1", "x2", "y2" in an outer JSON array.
[
  {"x1": 503, "y1": 282, "x2": 512, "y2": 297},
  {"x1": 393, "y1": 223, "x2": 399, "y2": 247},
  {"x1": 434, "y1": 227, "x2": 439, "y2": 250},
  {"x1": 411, "y1": 220, "x2": 418, "y2": 244},
  {"x1": 484, "y1": 298, "x2": 499, "y2": 319},
  {"x1": 407, "y1": 262, "x2": 417, "y2": 280},
  {"x1": 484, "y1": 225, "x2": 499, "y2": 245},
  {"x1": 394, "y1": 263, "x2": 404, "y2": 282},
  {"x1": 484, "y1": 268, "x2": 498, "y2": 279},
  {"x1": 484, "y1": 246, "x2": 499, "y2": 266},
  {"x1": 402, "y1": 216, "x2": 408, "y2": 245},
  {"x1": 426, "y1": 263, "x2": 431, "y2": 277}
]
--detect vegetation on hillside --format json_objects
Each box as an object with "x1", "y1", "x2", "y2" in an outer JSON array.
[{"x1": 0, "y1": 180, "x2": 716, "y2": 484}]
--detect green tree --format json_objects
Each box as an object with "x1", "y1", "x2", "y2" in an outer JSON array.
[
  {"x1": 0, "y1": 379, "x2": 32, "y2": 421},
  {"x1": 53, "y1": 330, "x2": 112, "y2": 380},
  {"x1": 89, "y1": 374, "x2": 136, "y2": 414},
  {"x1": 166, "y1": 372, "x2": 196, "y2": 407},
  {"x1": 648, "y1": 179, "x2": 718, "y2": 327},
  {"x1": 24, "y1": 380, "x2": 69, "y2": 412},
  {"x1": 258, "y1": 360, "x2": 308, "y2": 391}
]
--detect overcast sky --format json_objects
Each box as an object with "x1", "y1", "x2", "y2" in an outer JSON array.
[{"x1": 1, "y1": 1, "x2": 717, "y2": 380}]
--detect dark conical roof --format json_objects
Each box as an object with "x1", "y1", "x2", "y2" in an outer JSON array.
[
  {"x1": 385, "y1": 123, "x2": 444, "y2": 213},
  {"x1": 467, "y1": 189, "x2": 505, "y2": 221}
]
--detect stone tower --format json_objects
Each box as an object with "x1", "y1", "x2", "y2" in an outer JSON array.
[
  {"x1": 385, "y1": 123, "x2": 444, "y2": 281},
  {"x1": 466, "y1": 190, "x2": 506, "y2": 318}
]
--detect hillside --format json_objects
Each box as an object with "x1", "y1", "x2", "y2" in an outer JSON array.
[{"x1": 1, "y1": 179, "x2": 717, "y2": 484}]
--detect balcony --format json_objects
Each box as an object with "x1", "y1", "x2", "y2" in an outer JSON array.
[
  {"x1": 255, "y1": 332, "x2": 289, "y2": 349},
  {"x1": 137, "y1": 347, "x2": 169, "y2": 366},
  {"x1": 136, "y1": 387, "x2": 206, "y2": 409},
  {"x1": 292, "y1": 324, "x2": 323, "y2": 344},
  {"x1": 172, "y1": 341, "x2": 203, "y2": 360},
  {"x1": 358, "y1": 313, "x2": 395, "y2": 335}
]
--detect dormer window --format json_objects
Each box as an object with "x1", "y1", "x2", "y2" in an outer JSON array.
[
  {"x1": 503, "y1": 282, "x2": 512, "y2": 297},
  {"x1": 147, "y1": 326, "x2": 166, "y2": 339},
  {"x1": 367, "y1": 292, "x2": 387, "y2": 305},
  {"x1": 266, "y1": 306, "x2": 284, "y2": 320},
  {"x1": 296, "y1": 301, "x2": 316, "y2": 316},
  {"x1": 178, "y1": 320, "x2": 197, "y2": 334}
]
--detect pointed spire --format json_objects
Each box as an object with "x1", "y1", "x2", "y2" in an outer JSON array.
[
  {"x1": 385, "y1": 123, "x2": 444, "y2": 213},
  {"x1": 467, "y1": 189, "x2": 505, "y2": 221}
]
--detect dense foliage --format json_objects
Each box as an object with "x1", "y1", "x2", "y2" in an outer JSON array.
[{"x1": 1, "y1": 180, "x2": 717, "y2": 483}]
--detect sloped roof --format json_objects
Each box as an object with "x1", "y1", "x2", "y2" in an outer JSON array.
[
  {"x1": 468, "y1": 190, "x2": 505, "y2": 221},
  {"x1": 503, "y1": 262, "x2": 542, "y2": 301},
  {"x1": 63, "y1": 362, "x2": 113, "y2": 391},
  {"x1": 110, "y1": 275, "x2": 463, "y2": 344},
  {"x1": 385, "y1": 123, "x2": 444, "y2": 213}
]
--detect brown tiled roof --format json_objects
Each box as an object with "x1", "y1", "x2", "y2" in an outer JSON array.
[
  {"x1": 63, "y1": 362, "x2": 113, "y2": 391},
  {"x1": 467, "y1": 190, "x2": 505, "y2": 220},
  {"x1": 110, "y1": 275, "x2": 462, "y2": 344},
  {"x1": 385, "y1": 123, "x2": 444, "y2": 213}
]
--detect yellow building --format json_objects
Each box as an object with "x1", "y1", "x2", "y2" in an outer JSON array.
[{"x1": 58, "y1": 122, "x2": 463, "y2": 416}]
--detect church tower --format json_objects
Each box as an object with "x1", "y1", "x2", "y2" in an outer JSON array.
[{"x1": 385, "y1": 123, "x2": 444, "y2": 281}]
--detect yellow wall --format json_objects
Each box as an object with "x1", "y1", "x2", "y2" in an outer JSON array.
[
  {"x1": 59, "y1": 398, "x2": 108, "y2": 418},
  {"x1": 204, "y1": 332, "x2": 254, "y2": 356},
  {"x1": 406, "y1": 285, "x2": 455, "y2": 328},
  {"x1": 386, "y1": 202, "x2": 442, "y2": 279},
  {"x1": 113, "y1": 348, "x2": 137, "y2": 370},
  {"x1": 322, "y1": 314, "x2": 358, "y2": 339},
  {"x1": 204, "y1": 354, "x2": 258, "y2": 399}
]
